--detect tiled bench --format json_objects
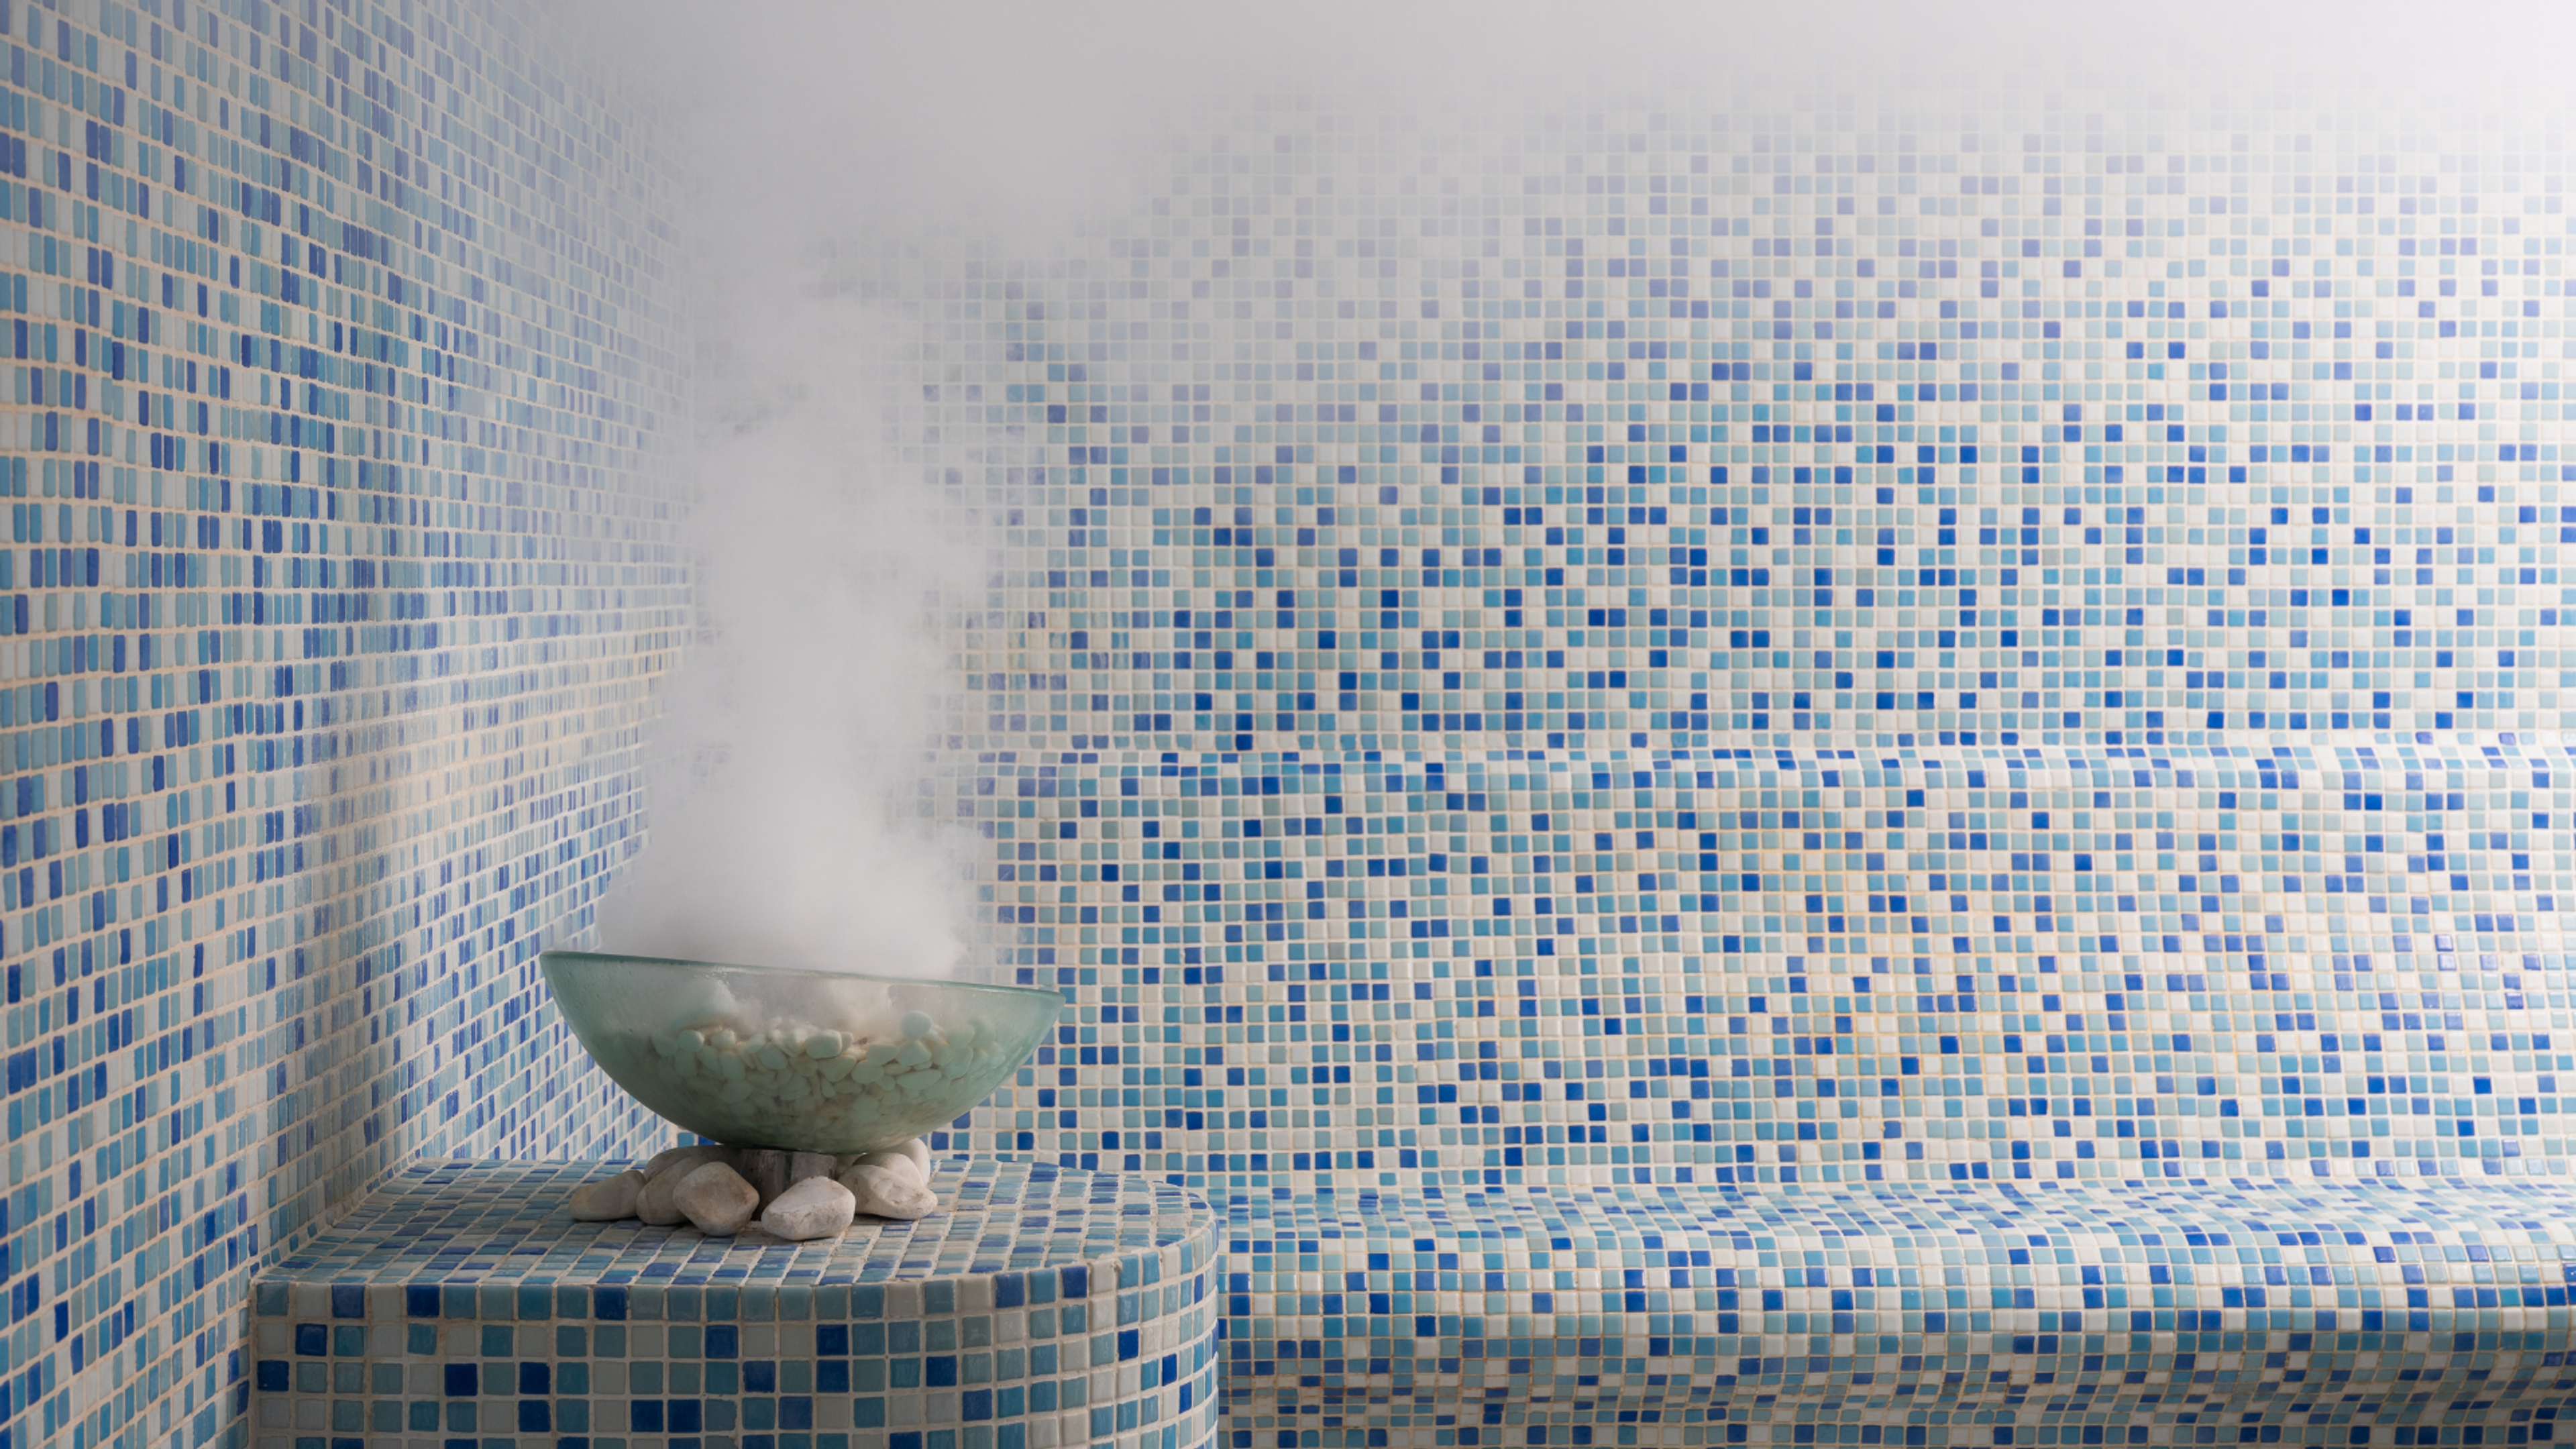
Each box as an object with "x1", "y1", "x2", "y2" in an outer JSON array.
[
  {"x1": 252, "y1": 1161, "x2": 2576, "y2": 1449},
  {"x1": 1222, "y1": 1179, "x2": 2576, "y2": 1446},
  {"x1": 249, "y1": 1161, "x2": 1222, "y2": 1449}
]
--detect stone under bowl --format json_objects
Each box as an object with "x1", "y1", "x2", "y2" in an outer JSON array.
[{"x1": 541, "y1": 951, "x2": 1062, "y2": 1155}]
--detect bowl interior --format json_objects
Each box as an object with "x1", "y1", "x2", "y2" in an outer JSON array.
[{"x1": 542, "y1": 951, "x2": 1062, "y2": 1155}]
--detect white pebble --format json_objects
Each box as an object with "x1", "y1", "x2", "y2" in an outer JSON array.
[
  {"x1": 635, "y1": 1168, "x2": 689, "y2": 1226},
  {"x1": 840, "y1": 1163, "x2": 937, "y2": 1220},
  {"x1": 567, "y1": 1170, "x2": 645, "y2": 1222},
  {"x1": 856, "y1": 1150, "x2": 922, "y2": 1185},
  {"x1": 643, "y1": 1144, "x2": 731, "y2": 1180},
  {"x1": 673, "y1": 1162, "x2": 760, "y2": 1236},
  {"x1": 759, "y1": 1177, "x2": 856, "y2": 1241},
  {"x1": 604, "y1": 1005, "x2": 1007, "y2": 1153}
]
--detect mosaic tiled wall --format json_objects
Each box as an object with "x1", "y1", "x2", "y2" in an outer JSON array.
[
  {"x1": 896, "y1": 104, "x2": 2576, "y2": 1205},
  {"x1": 0, "y1": 0, "x2": 685, "y2": 1446}
]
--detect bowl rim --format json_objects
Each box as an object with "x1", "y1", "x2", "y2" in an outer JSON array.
[{"x1": 539, "y1": 948, "x2": 1065, "y2": 1006}]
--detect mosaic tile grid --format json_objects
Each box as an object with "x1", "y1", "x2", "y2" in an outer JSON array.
[
  {"x1": 0, "y1": 1, "x2": 686, "y2": 1447},
  {"x1": 955, "y1": 747, "x2": 2571, "y2": 1189},
  {"x1": 827, "y1": 98, "x2": 2576, "y2": 1440},
  {"x1": 15, "y1": 36, "x2": 2555, "y2": 1449},
  {"x1": 1223, "y1": 1178, "x2": 2576, "y2": 1443},
  {"x1": 882, "y1": 105, "x2": 2576, "y2": 1199},
  {"x1": 251, "y1": 1160, "x2": 1224, "y2": 1449},
  {"x1": 924, "y1": 109, "x2": 2573, "y2": 749}
]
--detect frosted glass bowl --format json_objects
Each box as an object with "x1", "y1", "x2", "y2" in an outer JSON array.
[{"x1": 541, "y1": 951, "x2": 1063, "y2": 1155}]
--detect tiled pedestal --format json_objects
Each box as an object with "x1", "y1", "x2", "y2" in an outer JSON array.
[{"x1": 248, "y1": 1160, "x2": 1222, "y2": 1449}]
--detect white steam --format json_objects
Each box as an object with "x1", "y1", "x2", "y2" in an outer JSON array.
[
  {"x1": 584, "y1": 0, "x2": 2575, "y2": 979},
  {"x1": 598, "y1": 258, "x2": 973, "y2": 977}
]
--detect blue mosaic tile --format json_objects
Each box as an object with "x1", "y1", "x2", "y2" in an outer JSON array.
[
  {"x1": 15, "y1": 0, "x2": 2576, "y2": 1437},
  {"x1": 252, "y1": 1160, "x2": 1223, "y2": 1449},
  {"x1": 1222, "y1": 1179, "x2": 2576, "y2": 1436},
  {"x1": 904, "y1": 109, "x2": 2576, "y2": 1203},
  {"x1": 265, "y1": 1159, "x2": 1218, "y2": 1286},
  {"x1": 957, "y1": 748, "x2": 2573, "y2": 1191},
  {"x1": 0, "y1": 0, "x2": 684, "y2": 1445},
  {"x1": 868, "y1": 101, "x2": 2576, "y2": 1442}
]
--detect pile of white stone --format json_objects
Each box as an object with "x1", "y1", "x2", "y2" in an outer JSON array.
[
  {"x1": 620, "y1": 988, "x2": 1012, "y2": 1148},
  {"x1": 565, "y1": 1138, "x2": 938, "y2": 1240}
]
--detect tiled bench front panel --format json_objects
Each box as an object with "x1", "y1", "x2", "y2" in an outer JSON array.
[{"x1": 250, "y1": 1162, "x2": 1222, "y2": 1449}]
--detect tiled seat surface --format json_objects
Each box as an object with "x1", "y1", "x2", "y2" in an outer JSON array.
[
  {"x1": 1220, "y1": 1180, "x2": 2576, "y2": 1440},
  {"x1": 249, "y1": 1163, "x2": 2576, "y2": 1446}
]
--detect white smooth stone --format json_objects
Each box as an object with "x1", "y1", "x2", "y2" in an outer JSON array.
[
  {"x1": 567, "y1": 1170, "x2": 645, "y2": 1222},
  {"x1": 841, "y1": 1163, "x2": 936, "y2": 1220},
  {"x1": 898, "y1": 1138, "x2": 932, "y2": 1173},
  {"x1": 644, "y1": 1144, "x2": 730, "y2": 1181},
  {"x1": 636, "y1": 1167, "x2": 690, "y2": 1226},
  {"x1": 673, "y1": 1163, "x2": 761, "y2": 1236},
  {"x1": 759, "y1": 1177, "x2": 856, "y2": 1241},
  {"x1": 857, "y1": 1150, "x2": 922, "y2": 1185}
]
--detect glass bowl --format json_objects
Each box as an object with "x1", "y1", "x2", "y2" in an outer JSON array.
[{"x1": 541, "y1": 951, "x2": 1063, "y2": 1155}]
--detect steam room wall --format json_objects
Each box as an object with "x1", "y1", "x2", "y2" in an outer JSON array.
[{"x1": 0, "y1": 0, "x2": 687, "y2": 1442}]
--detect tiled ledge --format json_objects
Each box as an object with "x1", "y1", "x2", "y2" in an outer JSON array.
[
  {"x1": 1220, "y1": 1178, "x2": 2576, "y2": 1445},
  {"x1": 250, "y1": 1165, "x2": 2576, "y2": 1448},
  {"x1": 249, "y1": 1160, "x2": 1222, "y2": 1449}
]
